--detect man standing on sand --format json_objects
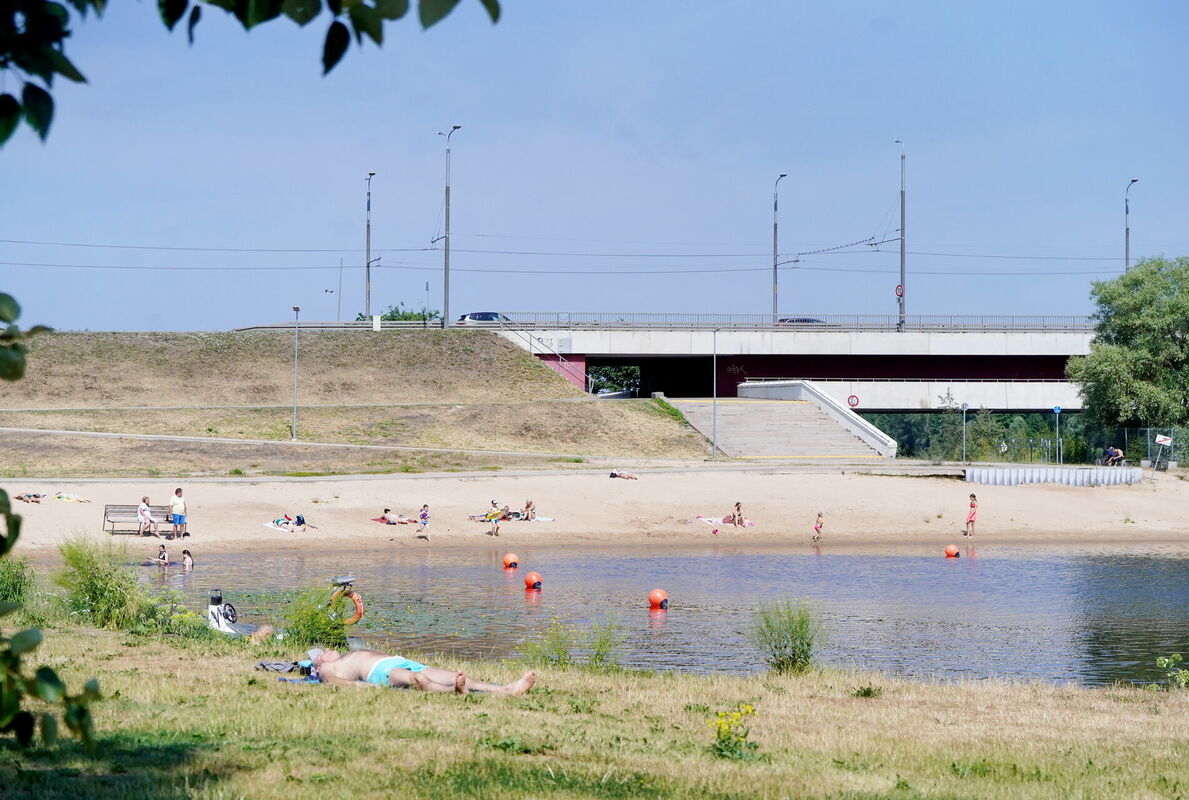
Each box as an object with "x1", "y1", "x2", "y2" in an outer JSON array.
[
  {"x1": 170, "y1": 487, "x2": 188, "y2": 539},
  {"x1": 309, "y1": 648, "x2": 536, "y2": 695}
]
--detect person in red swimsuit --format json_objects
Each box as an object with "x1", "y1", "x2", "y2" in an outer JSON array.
[{"x1": 963, "y1": 494, "x2": 978, "y2": 537}]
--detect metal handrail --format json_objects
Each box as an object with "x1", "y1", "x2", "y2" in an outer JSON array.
[{"x1": 744, "y1": 377, "x2": 1074, "y2": 384}]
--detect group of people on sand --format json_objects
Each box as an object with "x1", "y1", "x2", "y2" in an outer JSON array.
[
  {"x1": 138, "y1": 488, "x2": 189, "y2": 539},
  {"x1": 381, "y1": 506, "x2": 431, "y2": 538},
  {"x1": 483, "y1": 499, "x2": 536, "y2": 536}
]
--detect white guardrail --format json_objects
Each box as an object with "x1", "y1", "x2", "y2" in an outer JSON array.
[{"x1": 237, "y1": 313, "x2": 1095, "y2": 333}]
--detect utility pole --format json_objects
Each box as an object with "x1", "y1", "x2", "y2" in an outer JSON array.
[
  {"x1": 365, "y1": 172, "x2": 375, "y2": 318},
  {"x1": 772, "y1": 173, "x2": 787, "y2": 322},
  {"x1": 291, "y1": 306, "x2": 300, "y2": 441},
  {"x1": 440, "y1": 125, "x2": 461, "y2": 329},
  {"x1": 1125, "y1": 178, "x2": 1138, "y2": 270},
  {"x1": 894, "y1": 140, "x2": 906, "y2": 331},
  {"x1": 336, "y1": 258, "x2": 343, "y2": 322}
]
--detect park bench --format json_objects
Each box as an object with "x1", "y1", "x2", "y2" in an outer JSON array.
[{"x1": 102, "y1": 504, "x2": 172, "y2": 536}]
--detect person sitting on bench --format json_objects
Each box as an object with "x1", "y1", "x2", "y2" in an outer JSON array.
[
  {"x1": 309, "y1": 648, "x2": 537, "y2": 695},
  {"x1": 138, "y1": 496, "x2": 161, "y2": 537}
]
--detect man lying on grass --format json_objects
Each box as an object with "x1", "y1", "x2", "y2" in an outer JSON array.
[{"x1": 309, "y1": 648, "x2": 537, "y2": 695}]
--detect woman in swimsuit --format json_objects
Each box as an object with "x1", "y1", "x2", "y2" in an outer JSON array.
[
  {"x1": 181, "y1": 549, "x2": 194, "y2": 569},
  {"x1": 156, "y1": 544, "x2": 168, "y2": 565},
  {"x1": 964, "y1": 494, "x2": 978, "y2": 537},
  {"x1": 522, "y1": 499, "x2": 536, "y2": 521},
  {"x1": 813, "y1": 512, "x2": 824, "y2": 542}
]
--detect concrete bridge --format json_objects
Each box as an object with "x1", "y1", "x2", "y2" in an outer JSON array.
[{"x1": 494, "y1": 313, "x2": 1092, "y2": 411}]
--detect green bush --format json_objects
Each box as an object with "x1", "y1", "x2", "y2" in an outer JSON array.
[
  {"x1": 283, "y1": 588, "x2": 347, "y2": 648},
  {"x1": 0, "y1": 557, "x2": 33, "y2": 607},
  {"x1": 54, "y1": 537, "x2": 145, "y2": 630},
  {"x1": 519, "y1": 618, "x2": 625, "y2": 670},
  {"x1": 748, "y1": 600, "x2": 825, "y2": 674}
]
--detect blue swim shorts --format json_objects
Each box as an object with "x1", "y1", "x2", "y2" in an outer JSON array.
[
  {"x1": 172, "y1": 514, "x2": 187, "y2": 525},
  {"x1": 367, "y1": 655, "x2": 428, "y2": 687}
]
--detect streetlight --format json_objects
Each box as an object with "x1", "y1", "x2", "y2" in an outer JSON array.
[
  {"x1": 364, "y1": 172, "x2": 375, "y2": 317},
  {"x1": 961, "y1": 402, "x2": 969, "y2": 463},
  {"x1": 893, "y1": 140, "x2": 906, "y2": 331},
  {"x1": 711, "y1": 328, "x2": 719, "y2": 460},
  {"x1": 772, "y1": 173, "x2": 787, "y2": 322},
  {"x1": 438, "y1": 125, "x2": 462, "y2": 329},
  {"x1": 291, "y1": 306, "x2": 300, "y2": 441},
  {"x1": 1125, "y1": 178, "x2": 1139, "y2": 270}
]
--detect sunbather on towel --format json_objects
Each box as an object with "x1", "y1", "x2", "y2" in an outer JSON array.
[
  {"x1": 54, "y1": 492, "x2": 92, "y2": 503},
  {"x1": 14, "y1": 492, "x2": 46, "y2": 503},
  {"x1": 382, "y1": 508, "x2": 407, "y2": 524},
  {"x1": 309, "y1": 648, "x2": 537, "y2": 695},
  {"x1": 609, "y1": 469, "x2": 638, "y2": 480},
  {"x1": 273, "y1": 514, "x2": 307, "y2": 533}
]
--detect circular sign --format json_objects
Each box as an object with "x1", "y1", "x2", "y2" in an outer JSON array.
[
  {"x1": 895, "y1": 284, "x2": 904, "y2": 298},
  {"x1": 961, "y1": 402, "x2": 969, "y2": 412},
  {"x1": 847, "y1": 394, "x2": 860, "y2": 408},
  {"x1": 1053, "y1": 405, "x2": 1063, "y2": 415}
]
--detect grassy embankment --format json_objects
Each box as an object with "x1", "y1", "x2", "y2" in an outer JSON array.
[
  {"x1": 0, "y1": 331, "x2": 707, "y2": 476},
  {"x1": 4, "y1": 624, "x2": 1186, "y2": 800}
]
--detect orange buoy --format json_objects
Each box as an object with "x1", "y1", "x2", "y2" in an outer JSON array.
[
  {"x1": 503, "y1": 553, "x2": 519, "y2": 569},
  {"x1": 944, "y1": 544, "x2": 960, "y2": 558},
  {"x1": 524, "y1": 571, "x2": 542, "y2": 590},
  {"x1": 648, "y1": 588, "x2": 669, "y2": 610}
]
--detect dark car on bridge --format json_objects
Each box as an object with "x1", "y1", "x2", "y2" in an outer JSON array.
[
  {"x1": 456, "y1": 312, "x2": 512, "y2": 326},
  {"x1": 775, "y1": 316, "x2": 830, "y2": 327}
]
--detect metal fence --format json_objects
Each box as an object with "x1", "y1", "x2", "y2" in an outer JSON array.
[
  {"x1": 239, "y1": 313, "x2": 1094, "y2": 333},
  {"x1": 1121, "y1": 428, "x2": 1187, "y2": 465}
]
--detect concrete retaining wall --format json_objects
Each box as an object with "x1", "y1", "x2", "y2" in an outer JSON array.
[
  {"x1": 965, "y1": 466, "x2": 1143, "y2": 486},
  {"x1": 737, "y1": 380, "x2": 898, "y2": 457}
]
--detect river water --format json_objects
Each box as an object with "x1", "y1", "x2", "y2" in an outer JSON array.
[{"x1": 142, "y1": 542, "x2": 1188, "y2": 686}]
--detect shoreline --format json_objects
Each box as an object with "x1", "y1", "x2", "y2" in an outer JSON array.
[{"x1": 6, "y1": 468, "x2": 1187, "y2": 558}]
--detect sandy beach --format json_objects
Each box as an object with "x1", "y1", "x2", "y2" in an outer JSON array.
[{"x1": 5, "y1": 467, "x2": 1188, "y2": 557}]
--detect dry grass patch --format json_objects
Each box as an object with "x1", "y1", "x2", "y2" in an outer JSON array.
[
  {"x1": 10, "y1": 330, "x2": 579, "y2": 408},
  {"x1": 3, "y1": 627, "x2": 1186, "y2": 799}
]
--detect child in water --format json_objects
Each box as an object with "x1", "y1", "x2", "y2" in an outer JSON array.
[
  {"x1": 156, "y1": 544, "x2": 168, "y2": 565},
  {"x1": 812, "y1": 512, "x2": 824, "y2": 543},
  {"x1": 963, "y1": 494, "x2": 978, "y2": 537},
  {"x1": 182, "y1": 549, "x2": 194, "y2": 569}
]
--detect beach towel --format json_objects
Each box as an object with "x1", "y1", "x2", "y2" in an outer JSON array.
[
  {"x1": 371, "y1": 516, "x2": 414, "y2": 525},
  {"x1": 262, "y1": 522, "x2": 294, "y2": 532},
  {"x1": 695, "y1": 515, "x2": 755, "y2": 527},
  {"x1": 531, "y1": 517, "x2": 554, "y2": 522}
]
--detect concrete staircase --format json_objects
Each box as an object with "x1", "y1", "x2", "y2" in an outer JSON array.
[{"x1": 670, "y1": 398, "x2": 884, "y2": 459}]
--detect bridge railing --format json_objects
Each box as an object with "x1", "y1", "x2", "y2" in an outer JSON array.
[
  {"x1": 489, "y1": 312, "x2": 1095, "y2": 331},
  {"x1": 237, "y1": 314, "x2": 1095, "y2": 333}
]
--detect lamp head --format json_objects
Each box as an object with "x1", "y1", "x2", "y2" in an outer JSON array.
[
  {"x1": 367, "y1": 171, "x2": 375, "y2": 177},
  {"x1": 779, "y1": 172, "x2": 788, "y2": 178},
  {"x1": 452, "y1": 124, "x2": 462, "y2": 131},
  {"x1": 1129, "y1": 178, "x2": 1139, "y2": 185},
  {"x1": 292, "y1": 306, "x2": 300, "y2": 313}
]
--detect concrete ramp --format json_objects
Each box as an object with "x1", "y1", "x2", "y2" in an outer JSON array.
[{"x1": 669, "y1": 398, "x2": 887, "y2": 459}]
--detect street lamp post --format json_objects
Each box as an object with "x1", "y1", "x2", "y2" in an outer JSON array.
[
  {"x1": 1125, "y1": 178, "x2": 1139, "y2": 270},
  {"x1": 439, "y1": 125, "x2": 462, "y2": 329},
  {"x1": 772, "y1": 173, "x2": 787, "y2": 322},
  {"x1": 961, "y1": 402, "x2": 969, "y2": 463},
  {"x1": 894, "y1": 140, "x2": 906, "y2": 331},
  {"x1": 291, "y1": 306, "x2": 300, "y2": 441},
  {"x1": 365, "y1": 172, "x2": 375, "y2": 317},
  {"x1": 711, "y1": 328, "x2": 719, "y2": 460}
]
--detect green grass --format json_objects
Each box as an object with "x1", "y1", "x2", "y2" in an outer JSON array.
[
  {"x1": 3, "y1": 625, "x2": 1186, "y2": 800},
  {"x1": 650, "y1": 397, "x2": 688, "y2": 425}
]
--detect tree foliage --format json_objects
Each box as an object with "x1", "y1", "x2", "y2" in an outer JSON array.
[
  {"x1": 587, "y1": 365, "x2": 640, "y2": 394},
  {"x1": 356, "y1": 301, "x2": 441, "y2": 322},
  {"x1": 0, "y1": 0, "x2": 499, "y2": 146},
  {"x1": 1067, "y1": 257, "x2": 1189, "y2": 427},
  {"x1": 0, "y1": 294, "x2": 98, "y2": 749}
]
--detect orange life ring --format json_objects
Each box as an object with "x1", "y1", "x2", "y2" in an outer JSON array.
[{"x1": 329, "y1": 588, "x2": 364, "y2": 625}]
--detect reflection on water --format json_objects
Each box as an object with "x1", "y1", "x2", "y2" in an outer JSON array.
[{"x1": 144, "y1": 543, "x2": 1189, "y2": 686}]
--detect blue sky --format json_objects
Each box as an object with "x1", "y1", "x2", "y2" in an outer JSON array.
[{"x1": 1, "y1": 1, "x2": 1186, "y2": 330}]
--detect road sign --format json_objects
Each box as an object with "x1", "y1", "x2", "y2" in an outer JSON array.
[
  {"x1": 895, "y1": 284, "x2": 904, "y2": 298},
  {"x1": 960, "y1": 403, "x2": 969, "y2": 412},
  {"x1": 1053, "y1": 406, "x2": 1062, "y2": 415},
  {"x1": 847, "y1": 395, "x2": 860, "y2": 408},
  {"x1": 1156, "y1": 434, "x2": 1173, "y2": 446}
]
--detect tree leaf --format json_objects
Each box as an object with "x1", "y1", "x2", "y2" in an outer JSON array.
[
  {"x1": 282, "y1": 0, "x2": 321, "y2": 25},
  {"x1": 477, "y1": 0, "x2": 498, "y2": 23},
  {"x1": 322, "y1": 20, "x2": 350, "y2": 74},
  {"x1": 21, "y1": 84, "x2": 54, "y2": 140},
  {"x1": 348, "y1": 4, "x2": 381, "y2": 44},
  {"x1": 187, "y1": 4, "x2": 201, "y2": 44},
  {"x1": 9, "y1": 628, "x2": 42, "y2": 656},
  {"x1": 0, "y1": 348, "x2": 25, "y2": 382},
  {"x1": 0, "y1": 94, "x2": 20, "y2": 146},
  {"x1": 418, "y1": 0, "x2": 460, "y2": 29},
  {"x1": 40, "y1": 713, "x2": 59, "y2": 745},
  {"x1": 373, "y1": 0, "x2": 407, "y2": 20},
  {"x1": 49, "y1": 50, "x2": 87, "y2": 83},
  {"x1": 34, "y1": 667, "x2": 65, "y2": 703},
  {"x1": 0, "y1": 602, "x2": 19, "y2": 617},
  {"x1": 247, "y1": 0, "x2": 283, "y2": 27},
  {"x1": 158, "y1": 0, "x2": 188, "y2": 30},
  {"x1": 0, "y1": 293, "x2": 20, "y2": 324}
]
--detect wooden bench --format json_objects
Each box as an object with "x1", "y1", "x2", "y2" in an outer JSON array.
[{"x1": 103, "y1": 504, "x2": 172, "y2": 536}]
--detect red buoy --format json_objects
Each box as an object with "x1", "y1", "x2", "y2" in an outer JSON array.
[
  {"x1": 503, "y1": 553, "x2": 519, "y2": 569},
  {"x1": 648, "y1": 588, "x2": 669, "y2": 609},
  {"x1": 524, "y1": 571, "x2": 542, "y2": 590},
  {"x1": 944, "y1": 544, "x2": 960, "y2": 558}
]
